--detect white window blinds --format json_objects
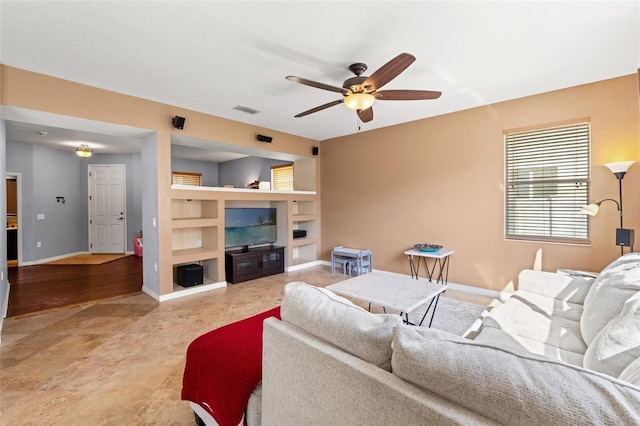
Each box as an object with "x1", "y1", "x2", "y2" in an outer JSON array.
[
  {"x1": 271, "y1": 163, "x2": 294, "y2": 191},
  {"x1": 505, "y1": 122, "x2": 590, "y2": 243},
  {"x1": 172, "y1": 171, "x2": 202, "y2": 186}
]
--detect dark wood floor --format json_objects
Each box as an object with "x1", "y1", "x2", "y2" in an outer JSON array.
[{"x1": 7, "y1": 255, "x2": 144, "y2": 317}]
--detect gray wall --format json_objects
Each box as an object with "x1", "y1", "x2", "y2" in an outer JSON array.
[
  {"x1": 34, "y1": 144, "x2": 87, "y2": 258},
  {"x1": 7, "y1": 141, "x2": 86, "y2": 262},
  {"x1": 5, "y1": 142, "x2": 36, "y2": 261},
  {"x1": 141, "y1": 133, "x2": 159, "y2": 296},
  {"x1": 5, "y1": 141, "x2": 143, "y2": 263},
  {"x1": 5, "y1": 140, "x2": 286, "y2": 266},
  {"x1": 218, "y1": 156, "x2": 290, "y2": 188},
  {"x1": 171, "y1": 158, "x2": 219, "y2": 187}
]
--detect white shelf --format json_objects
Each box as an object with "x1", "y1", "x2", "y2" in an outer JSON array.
[
  {"x1": 167, "y1": 186, "x2": 320, "y2": 295},
  {"x1": 172, "y1": 217, "x2": 219, "y2": 228},
  {"x1": 292, "y1": 214, "x2": 316, "y2": 222},
  {"x1": 291, "y1": 237, "x2": 317, "y2": 247},
  {"x1": 172, "y1": 247, "x2": 220, "y2": 264},
  {"x1": 289, "y1": 199, "x2": 318, "y2": 267},
  {"x1": 172, "y1": 184, "x2": 316, "y2": 196}
]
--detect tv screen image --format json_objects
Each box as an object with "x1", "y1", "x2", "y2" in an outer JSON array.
[{"x1": 225, "y1": 207, "x2": 277, "y2": 249}]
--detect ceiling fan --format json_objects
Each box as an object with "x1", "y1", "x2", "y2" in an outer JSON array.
[{"x1": 286, "y1": 53, "x2": 441, "y2": 123}]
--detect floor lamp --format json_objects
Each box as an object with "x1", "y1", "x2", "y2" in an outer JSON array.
[{"x1": 580, "y1": 161, "x2": 635, "y2": 256}]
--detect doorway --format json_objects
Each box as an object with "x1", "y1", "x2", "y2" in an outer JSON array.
[
  {"x1": 88, "y1": 164, "x2": 126, "y2": 254},
  {"x1": 6, "y1": 173, "x2": 21, "y2": 267}
]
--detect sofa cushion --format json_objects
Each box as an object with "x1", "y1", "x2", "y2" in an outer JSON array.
[
  {"x1": 584, "y1": 292, "x2": 640, "y2": 377},
  {"x1": 482, "y1": 293, "x2": 587, "y2": 354},
  {"x1": 280, "y1": 281, "x2": 402, "y2": 371},
  {"x1": 392, "y1": 325, "x2": 640, "y2": 425},
  {"x1": 473, "y1": 326, "x2": 584, "y2": 366},
  {"x1": 619, "y1": 357, "x2": 640, "y2": 387},
  {"x1": 511, "y1": 290, "x2": 584, "y2": 322},
  {"x1": 518, "y1": 269, "x2": 594, "y2": 303},
  {"x1": 582, "y1": 253, "x2": 640, "y2": 345}
]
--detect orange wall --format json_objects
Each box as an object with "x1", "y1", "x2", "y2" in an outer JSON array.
[
  {"x1": 321, "y1": 74, "x2": 640, "y2": 291},
  {"x1": 0, "y1": 65, "x2": 317, "y2": 157},
  {"x1": 3, "y1": 65, "x2": 639, "y2": 293},
  {"x1": 1, "y1": 65, "x2": 319, "y2": 295}
]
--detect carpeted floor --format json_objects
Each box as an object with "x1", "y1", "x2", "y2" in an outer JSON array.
[
  {"x1": 45, "y1": 253, "x2": 131, "y2": 265},
  {"x1": 370, "y1": 295, "x2": 487, "y2": 336},
  {"x1": 413, "y1": 296, "x2": 486, "y2": 335}
]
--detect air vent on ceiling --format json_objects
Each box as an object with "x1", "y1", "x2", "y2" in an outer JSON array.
[{"x1": 233, "y1": 104, "x2": 262, "y2": 115}]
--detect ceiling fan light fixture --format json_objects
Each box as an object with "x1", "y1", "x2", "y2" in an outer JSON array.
[
  {"x1": 287, "y1": 53, "x2": 439, "y2": 120},
  {"x1": 75, "y1": 144, "x2": 93, "y2": 158},
  {"x1": 344, "y1": 93, "x2": 375, "y2": 111}
]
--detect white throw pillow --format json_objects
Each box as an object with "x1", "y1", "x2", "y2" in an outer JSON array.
[
  {"x1": 620, "y1": 357, "x2": 640, "y2": 387},
  {"x1": 584, "y1": 292, "x2": 640, "y2": 377},
  {"x1": 392, "y1": 325, "x2": 640, "y2": 425},
  {"x1": 280, "y1": 281, "x2": 402, "y2": 371},
  {"x1": 581, "y1": 253, "x2": 640, "y2": 345}
]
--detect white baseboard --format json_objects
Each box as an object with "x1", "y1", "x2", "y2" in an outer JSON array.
[
  {"x1": 144, "y1": 281, "x2": 228, "y2": 302},
  {"x1": 286, "y1": 260, "x2": 324, "y2": 272},
  {"x1": 31, "y1": 251, "x2": 89, "y2": 265},
  {"x1": 141, "y1": 285, "x2": 160, "y2": 301},
  {"x1": 319, "y1": 260, "x2": 503, "y2": 300},
  {"x1": 446, "y1": 281, "x2": 502, "y2": 300},
  {"x1": 21, "y1": 251, "x2": 136, "y2": 267},
  {"x1": 146, "y1": 262, "x2": 506, "y2": 303}
]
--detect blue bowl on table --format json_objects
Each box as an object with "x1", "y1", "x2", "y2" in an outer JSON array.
[{"x1": 414, "y1": 243, "x2": 442, "y2": 253}]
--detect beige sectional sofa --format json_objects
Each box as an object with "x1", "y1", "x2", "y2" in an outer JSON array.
[{"x1": 260, "y1": 253, "x2": 640, "y2": 425}]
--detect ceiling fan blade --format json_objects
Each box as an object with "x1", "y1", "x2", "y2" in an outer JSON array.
[
  {"x1": 375, "y1": 90, "x2": 442, "y2": 100},
  {"x1": 286, "y1": 76, "x2": 347, "y2": 94},
  {"x1": 294, "y1": 99, "x2": 344, "y2": 118},
  {"x1": 362, "y1": 53, "x2": 415, "y2": 91},
  {"x1": 357, "y1": 107, "x2": 373, "y2": 123}
]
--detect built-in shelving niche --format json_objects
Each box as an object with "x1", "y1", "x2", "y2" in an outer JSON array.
[{"x1": 166, "y1": 134, "x2": 319, "y2": 297}]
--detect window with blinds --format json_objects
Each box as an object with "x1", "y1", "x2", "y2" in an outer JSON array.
[
  {"x1": 172, "y1": 171, "x2": 202, "y2": 186},
  {"x1": 505, "y1": 122, "x2": 590, "y2": 244},
  {"x1": 271, "y1": 163, "x2": 294, "y2": 191}
]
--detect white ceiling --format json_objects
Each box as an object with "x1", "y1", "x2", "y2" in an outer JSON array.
[{"x1": 1, "y1": 1, "x2": 639, "y2": 157}]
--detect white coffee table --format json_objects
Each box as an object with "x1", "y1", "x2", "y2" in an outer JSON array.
[{"x1": 326, "y1": 270, "x2": 447, "y2": 327}]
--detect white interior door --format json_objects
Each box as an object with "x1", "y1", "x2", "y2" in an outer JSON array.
[{"x1": 89, "y1": 164, "x2": 126, "y2": 254}]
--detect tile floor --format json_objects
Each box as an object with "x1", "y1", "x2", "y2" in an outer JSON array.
[{"x1": 0, "y1": 266, "x2": 492, "y2": 425}]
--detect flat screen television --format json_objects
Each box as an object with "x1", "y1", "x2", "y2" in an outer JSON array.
[{"x1": 225, "y1": 207, "x2": 277, "y2": 249}]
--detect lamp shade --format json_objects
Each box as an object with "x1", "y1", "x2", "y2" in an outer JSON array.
[
  {"x1": 579, "y1": 203, "x2": 600, "y2": 216},
  {"x1": 344, "y1": 93, "x2": 375, "y2": 111},
  {"x1": 604, "y1": 161, "x2": 635, "y2": 174}
]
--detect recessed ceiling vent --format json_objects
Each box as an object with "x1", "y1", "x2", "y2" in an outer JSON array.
[{"x1": 233, "y1": 104, "x2": 262, "y2": 115}]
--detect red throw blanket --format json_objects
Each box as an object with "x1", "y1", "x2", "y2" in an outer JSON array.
[{"x1": 182, "y1": 307, "x2": 281, "y2": 426}]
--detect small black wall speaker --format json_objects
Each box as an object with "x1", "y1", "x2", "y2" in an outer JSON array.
[
  {"x1": 172, "y1": 116, "x2": 186, "y2": 130},
  {"x1": 312, "y1": 146, "x2": 319, "y2": 156},
  {"x1": 616, "y1": 228, "x2": 635, "y2": 247},
  {"x1": 257, "y1": 134, "x2": 273, "y2": 143}
]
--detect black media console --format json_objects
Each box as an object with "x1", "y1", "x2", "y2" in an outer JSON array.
[{"x1": 225, "y1": 245, "x2": 285, "y2": 284}]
